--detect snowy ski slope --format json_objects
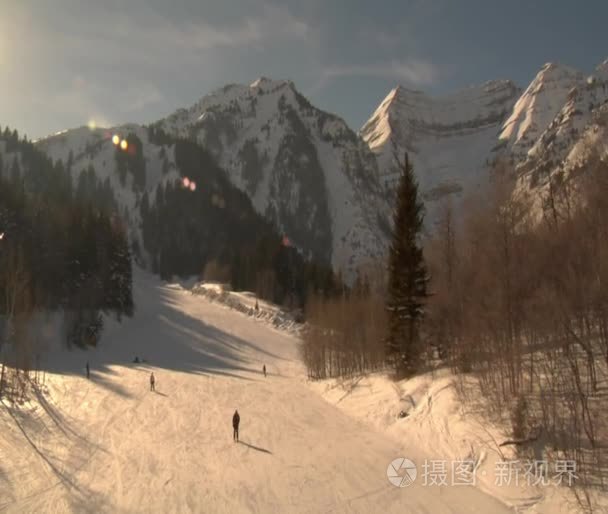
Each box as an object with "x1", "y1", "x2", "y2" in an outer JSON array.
[{"x1": 0, "y1": 269, "x2": 512, "y2": 514}]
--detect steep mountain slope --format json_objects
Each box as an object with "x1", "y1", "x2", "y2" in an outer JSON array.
[
  {"x1": 154, "y1": 78, "x2": 390, "y2": 276},
  {"x1": 30, "y1": 59, "x2": 608, "y2": 281},
  {"x1": 360, "y1": 80, "x2": 520, "y2": 226},
  {"x1": 498, "y1": 63, "x2": 585, "y2": 162},
  {"x1": 34, "y1": 126, "x2": 342, "y2": 309},
  {"x1": 35, "y1": 124, "x2": 178, "y2": 251},
  {"x1": 361, "y1": 59, "x2": 608, "y2": 228},
  {"x1": 511, "y1": 60, "x2": 608, "y2": 215}
]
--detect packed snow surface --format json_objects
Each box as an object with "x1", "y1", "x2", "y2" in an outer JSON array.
[
  {"x1": 311, "y1": 373, "x2": 601, "y2": 514},
  {"x1": 1, "y1": 269, "x2": 513, "y2": 513}
]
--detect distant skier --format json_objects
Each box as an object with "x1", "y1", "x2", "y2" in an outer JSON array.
[
  {"x1": 150, "y1": 372, "x2": 155, "y2": 392},
  {"x1": 86, "y1": 361, "x2": 90, "y2": 379},
  {"x1": 255, "y1": 299, "x2": 259, "y2": 312},
  {"x1": 263, "y1": 364, "x2": 266, "y2": 377},
  {"x1": 233, "y1": 409, "x2": 240, "y2": 442}
]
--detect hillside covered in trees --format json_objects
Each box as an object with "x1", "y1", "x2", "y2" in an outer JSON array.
[
  {"x1": 140, "y1": 131, "x2": 344, "y2": 308},
  {"x1": 0, "y1": 126, "x2": 134, "y2": 365}
]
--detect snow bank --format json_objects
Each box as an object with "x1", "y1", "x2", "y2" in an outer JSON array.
[
  {"x1": 310, "y1": 370, "x2": 605, "y2": 514},
  {"x1": 190, "y1": 282, "x2": 304, "y2": 336}
]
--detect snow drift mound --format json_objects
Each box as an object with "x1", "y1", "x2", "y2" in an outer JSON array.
[
  {"x1": 191, "y1": 282, "x2": 304, "y2": 336},
  {"x1": 310, "y1": 370, "x2": 605, "y2": 514}
]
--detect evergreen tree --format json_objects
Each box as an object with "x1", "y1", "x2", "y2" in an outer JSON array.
[
  {"x1": 386, "y1": 153, "x2": 428, "y2": 377},
  {"x1": 10, "y1": 157, "x2": 20, "y2": 184},
  {"x1": 0, "y1": 128, "x2": 134, "y2": 349},
  {"x1": 66, "y1": 150, "x2": 74, "y2": 174},
  {"x1": 107, "y1": 218, "x2": 134, "y2": 319}
]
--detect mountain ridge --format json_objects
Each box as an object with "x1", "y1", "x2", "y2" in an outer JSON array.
[{"x1": 26, "y1": 57, "x2": 608, "y2": 280}]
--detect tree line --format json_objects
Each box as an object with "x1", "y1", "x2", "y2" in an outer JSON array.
[
  {"x1": 302, "y1": 154, "x2": 428, "y2": 379},
  {"x1": 139, "y1": 135, "x2": 343, "y2": 309},
  {"x1": 0, "y1": 125, "x2": 134, "y2": 398},
  {"x1": 302, "y1": 147, "x2": 608, "y2": 506},
  {"x1": 425, "y1": 156, "x2": 608, "y2": 502}
]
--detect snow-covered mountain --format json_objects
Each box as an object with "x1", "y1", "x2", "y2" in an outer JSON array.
[
  {"x1": 361, "y1": 58, "x2": 608, "y2": 227},
  {"x1": 154, "y1": 77, "x2": 390, "y2": 276},
  {"x1": 360, "y1": 80, "x2": 521, "y2": 226},
  {"x1": 25, "y1": 56, "x2": 608, "y2": 280},
  {"x1": 508, "y1": 60, "x2": 608, "y2": 215},
  {"x1": 33, "y1": 80, "x2": 390, "y2": 281},
  {"x1": 498, "y1": 63, "x2": 585, "y2": 163},
  {"x1": 35, "y1": 124, "x2": 180, "y2": 251}
]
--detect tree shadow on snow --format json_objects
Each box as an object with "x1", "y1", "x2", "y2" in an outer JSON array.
[
  {"x1": 38, "y1": 269, "x2": 287, "y2": 393},
  {"x1": 1, "y1": 400, "x2": 112, "y2": 513}
]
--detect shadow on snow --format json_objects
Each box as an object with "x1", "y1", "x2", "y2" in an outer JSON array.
[{"x1": 37, "y1": 268, "x2": 282, "y2": 394}]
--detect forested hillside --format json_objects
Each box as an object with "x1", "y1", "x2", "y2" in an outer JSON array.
[{"x1": 0, "y1": 126, "x2": 133, "y2": 361}]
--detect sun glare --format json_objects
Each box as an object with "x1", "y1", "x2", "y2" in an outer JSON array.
[
  {"x1": 112, "y1": 134, "x2": 120, "y2": 145},
  {"x1": 120, "y1": 139, "x2": 128, "y2": 151}
]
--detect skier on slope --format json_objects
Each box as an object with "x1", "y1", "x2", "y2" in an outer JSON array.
[
  {"x1": 150, "y1": 372, "x2": 155, "y2": 392},
  {"x1": 233, "y1": 410, "x2": 240, "y2": 442},
  {"x1": 263, "y1": 364, "x2": 266, "y2": 377},
  {"x1": 86, "y1": 361, "x2": 90, "y2": 379}
]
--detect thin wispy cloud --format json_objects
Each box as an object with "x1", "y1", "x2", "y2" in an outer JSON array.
[
  {"x1": 1, "y1": 1, "x2": 314, "y2": 137},
  {"x1": 310, "y1": 59, "x2": 439, "y2": 95},
  {"x1": 51, "y1": 3, "x2": 311, "y2": 55},
  {"x1": 122, "y1": 84, "x2": 164, "y2": 113},
  {"x1": 158, "y1": 4, "x2": 311, "y2": 51},
  {"x1": 323, "y1": 60, "x2": 438, "y2": 84},
  {"x1": 2, "y1": 0, "x2": 606, "y2": 138},
  {"x1": 358, "y1": 27, "x2": 401, "y2": 50}
]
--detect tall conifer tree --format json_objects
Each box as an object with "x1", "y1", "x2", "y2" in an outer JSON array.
[{"x1": 386, "y1": 153, "x2": 428, "y2": 377}]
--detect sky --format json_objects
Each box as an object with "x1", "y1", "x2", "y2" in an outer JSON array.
[{"x1": 2, "y1": 0, "x2": 607, "y2": 140}]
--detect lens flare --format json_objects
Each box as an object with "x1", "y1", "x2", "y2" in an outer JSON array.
[
  {"x1": 112, "y1": 134, "x2": 120, "y2": 145},
  {"x1": 182, "y1": 177, "x2": 190, "y2": 188},
  {"x1": 189, "y1": 182, "x2": 196, "y2": 192},
  {"x1": 120, "y1": 139, "x2": 128, "y2": 151}
]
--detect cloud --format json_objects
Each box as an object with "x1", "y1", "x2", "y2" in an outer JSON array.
[
  {"x1": 151, "y1": 4, "x2": 310, "y2": 51},
  {"x1": 122, "y1": 84, "x2": 164, "y2": 112},
  {"x1": 33, "y1": 76, "x2": 163, "y2": 135},
  {"x1": 310, "y1": 59, "x2": 439, "y2": 94},
  {"x1": 358, "y1": 27, "x2": 401, "y2": 50},
  {"x1": 48, "y1": 2, "x2": 310, "y2": 57},
  {"x1": 326, "y1": 60, "x2": 437, "y2": 83}
]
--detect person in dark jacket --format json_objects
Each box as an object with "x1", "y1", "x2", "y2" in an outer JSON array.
[
  {"x1": 263, "y1": 364, "x2": 266, "y2": 377},
  {"x1": 233, "y1": 410, "x2": 240, "y2": 442},
  {"x1": 150, "y1": 372, "x2": 155, "y2": 392},
  {"x1": 86, "y1": 361, "x2": 90, "y2": 379}
]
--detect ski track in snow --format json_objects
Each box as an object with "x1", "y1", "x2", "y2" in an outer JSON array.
[{"x1": 0, "y1": 269, "x2": 512, "y2": 513}]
